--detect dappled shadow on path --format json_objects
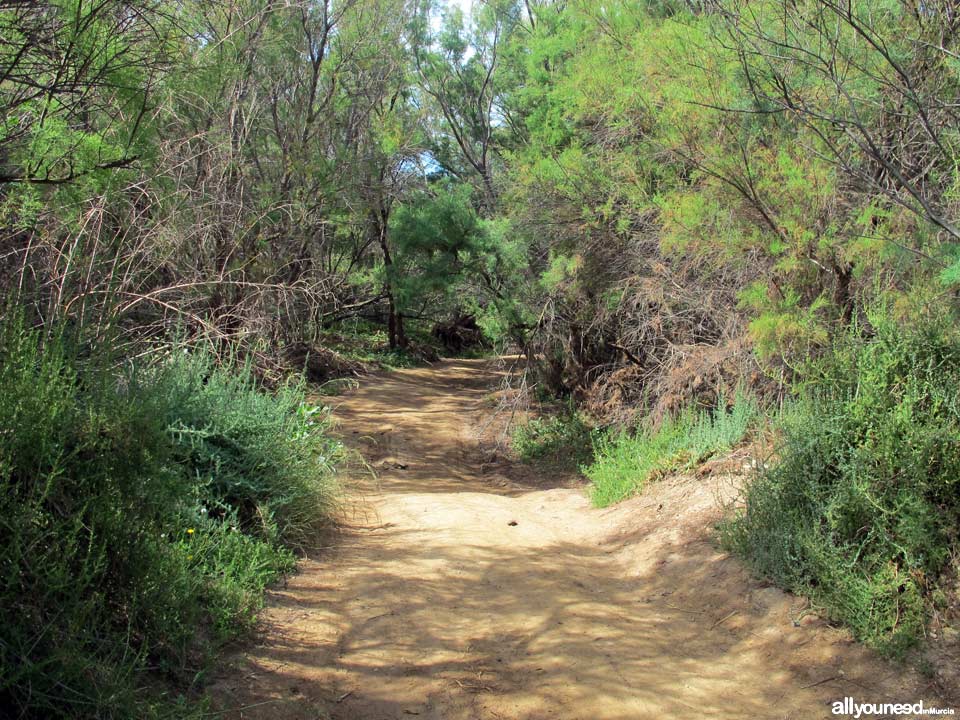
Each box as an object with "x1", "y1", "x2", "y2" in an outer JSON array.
[
  {"x1": 209, "y1": 358, "x2": 939, "y2": 720},
  {"x1": 329, "y1": 358, "x2": 574, "y2": 496},
  {"x1": 211, "y1": 509, "x2": 929, "y2": 720}
]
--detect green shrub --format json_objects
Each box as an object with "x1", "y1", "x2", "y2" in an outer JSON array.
[
  {"x1": 0, "y1": 320, "x2": 179, "y2": 717},
  {"x1": 152, "y1": 353, "x2": 341, "y2": 550},
  {"x1": 173, "y1": 516, "x2": 296, "y2": 638},
  {"x1": 721, "y1": 318, "x2": 960, "y2": 656},
  {"x1": 512, "y1": 411, "x2": 596, "y2": 467},
  {"x1": 0, "y1": 318, "x2": 340, "y2": 718},
  {"x1": 587, "y1": 390, "x2": 759, "y2": 507}
]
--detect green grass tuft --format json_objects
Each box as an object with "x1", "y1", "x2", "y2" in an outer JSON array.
[{"x1": 587, "y1": 390, "x2": 759, "y2": 507}]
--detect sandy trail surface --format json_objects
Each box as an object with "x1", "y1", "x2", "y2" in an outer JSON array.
[{"x1": 211, "y1": 358, "x2": 941, "y2": 719}]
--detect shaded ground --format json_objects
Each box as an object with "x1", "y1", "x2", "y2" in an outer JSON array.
[{"x1": 210, "y1": 358, "x2": 946, "y2": 719}]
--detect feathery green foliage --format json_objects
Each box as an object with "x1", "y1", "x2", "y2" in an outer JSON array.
[{"x1": 154, "y1": 353, "x2": 340, "y2": 550}]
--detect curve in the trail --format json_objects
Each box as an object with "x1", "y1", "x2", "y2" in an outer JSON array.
[{"x1": 211, "y1": 358, "x2": 938, "y2": 720}]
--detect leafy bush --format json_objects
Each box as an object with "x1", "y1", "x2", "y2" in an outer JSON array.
[
  {"x1": 512, "y1": 411, "x2": 596, "y2": 467},
  {"x1": 0, "y1": 320, "x2": 180, "y2": 718},
  {"x1": 171, "y1": 517, "x2": 296, "y2": 638},
  {"x1": 587, "y1": 390, "x2": 759, "y2": 507},
  {"x1": 721, "y1": 318, "x2": 960, "y2": 656},
  {"x1": 153, "y1": 353, "x2": 341, "y2": 550},
  {"x1": 0, "y1": 318, "x2": 339, "y2": 718}
]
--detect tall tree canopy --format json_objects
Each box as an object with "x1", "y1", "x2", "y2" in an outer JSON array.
[{"x1": 1, "y1": 0, "x2": 957, "y2": 396}]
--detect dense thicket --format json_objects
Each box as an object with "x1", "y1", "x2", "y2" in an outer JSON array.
[
  {"x1": 497, "y1": 0, "x2": 960, "y2": 421},
  {"x1": 488, "y1": 1, "x2": 959, "y2": 656},
  {"x1": 3, "y1": 0, "x2": 958, "y2": 385},
  {"x1": 0, "y1": 0, "x2": 522, "y2": 364}
]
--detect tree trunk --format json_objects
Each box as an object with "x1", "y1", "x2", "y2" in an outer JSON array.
[
  {"x1": 387, "y1": 291, "x2": 406, "y2": 349},
  {"x1": 373, "y1": 207, "x2": 406, "y2": 349}
]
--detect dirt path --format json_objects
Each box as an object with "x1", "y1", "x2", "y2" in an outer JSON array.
[{"x1": 211, "y1": 358, "x2": 940, "y2": 719}]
